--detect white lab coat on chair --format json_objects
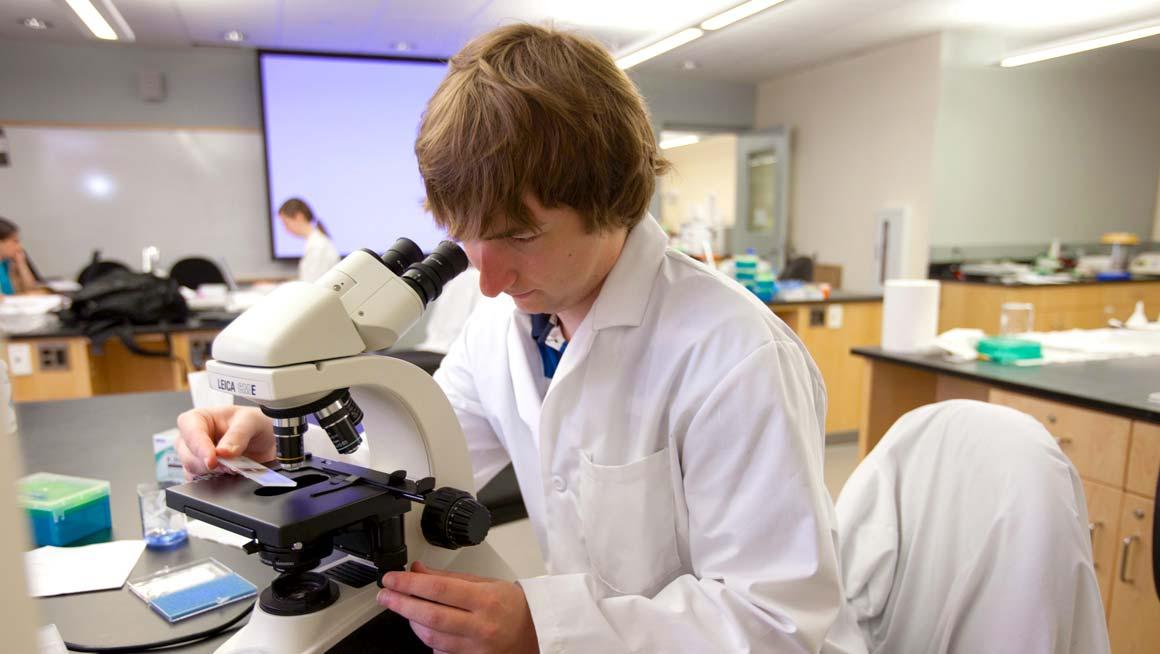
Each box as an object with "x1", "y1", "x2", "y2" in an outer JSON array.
[
  {"x1": 835, "y1": 400, "x2": 1109, "y2": 654},
  {"x1": 434, "y1": 217, "x2": 866, "y2": 653},
  {"x1": 298, "y1": 228, "x2": 341, "y2": 283}
]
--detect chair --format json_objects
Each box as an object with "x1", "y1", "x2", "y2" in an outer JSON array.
[
  {"x1": 778, "y1": 255, "x2": 814, "y2": 281},
  {"x1": 836, "y1": 400, "x2": 1109, "y2": 653},
  {"x1": 169, "y1": 257, "x2": 231, "y2": 290}
]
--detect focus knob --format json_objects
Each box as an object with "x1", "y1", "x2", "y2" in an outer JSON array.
[{"x1": 421, "y1": 487, "x2": 491, "y2": 549}]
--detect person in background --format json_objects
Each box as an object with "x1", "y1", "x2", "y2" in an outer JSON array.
[
  {"x1": 278, "y1": 198, "x2": 340, "y2": 282},
  {"x1": 0, "y1": 217, "x2": 41, "y2": 295}
]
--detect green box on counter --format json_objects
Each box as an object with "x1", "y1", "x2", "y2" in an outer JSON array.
[
  {"x1": 977, "y1": 337, "x2": 1043, "y2": 365},
  {"x1": 18, "y1": 473, "x2": 112, "y2": 547}
]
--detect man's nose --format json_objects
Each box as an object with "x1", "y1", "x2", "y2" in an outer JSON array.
[{"x1": 465, "y1": 241, "x2": 516, "y2": 298}]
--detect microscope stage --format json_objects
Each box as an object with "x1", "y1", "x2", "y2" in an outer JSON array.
[{"x1": 166, "y1": 457, "x2": 413, "y2": 548}]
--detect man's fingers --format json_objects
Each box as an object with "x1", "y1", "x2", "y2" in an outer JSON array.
[
  {"x1": 410, "y1": 622, "x2": 472, "y2": 653},
  {"x1": 382, "y1": 571, "x2": 481, "y2": 611},
  {"x1": 175, "y1": 437, "x2": 209, "y2": 477},
  {"x1": 176, "y1": 410, "x2": 218, "y2": 471},
  {"x1": 378, "y1": 589, "x2": 475, "y2": 636},
  {"x1": 411, "y1": 560, "x2": 490, "y2": 583}
]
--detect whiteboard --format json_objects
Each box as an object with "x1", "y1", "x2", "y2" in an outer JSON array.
[{"x1": 0, "y1": 125, "x2": 293, "y2": 280}]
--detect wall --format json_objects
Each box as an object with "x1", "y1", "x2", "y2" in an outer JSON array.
[
  {"x1": 755, "y1": 35, "x2": 943, "y2": 291},
  {"x1": 629, "y1": 71, "x2": 756, "y2": 132},
  {"x1": 932, "y1": 35, "x2": 1160, "y2": 247},
  {"x1": 0, "y1": 38, "x2": 291, "y2": 279},
  {"x1": 0, "y1": 39, "x2": 260, "y2": 128},
  {"x1": 658, "y1": 133, "x2": 738, "y2": 232}
]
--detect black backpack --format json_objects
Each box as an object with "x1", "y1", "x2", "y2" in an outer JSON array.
[{"x1": 59, "y1": 270, "x2": 190, "y2": 357}]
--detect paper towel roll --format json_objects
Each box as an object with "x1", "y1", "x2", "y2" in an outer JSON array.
[{"x1": 882, "y1": 279, "x2": 940, "y2": 352}]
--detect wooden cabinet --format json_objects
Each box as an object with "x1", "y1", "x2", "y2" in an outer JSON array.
[
  {"x1": 1108, "y1": 494, "x2": 1158, "y2": 654},
  {"x1": 1083, "y1": 480, "x2": 1124, "y2": 611},
  {"x1": 1126, "y1": 421, "x2": 1160, "y2": 498},
  {"x1": 5, "y1": 337, "x2": 93, "y2": 402},
  {"x1": 939, "y1": 280, "x2": 1160, "y2": 333},
  {"x1": 990, "y1": 389, "x2": 1131, "y2": 487},
  {"x1": 9, "y1": 330, "x2": 220, "y2": 403}
]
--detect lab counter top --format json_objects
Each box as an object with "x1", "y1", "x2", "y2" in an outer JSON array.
[
  {"x1": 767, "y1": 290, "x2": 882, "y2": 306},
  {"x1": 852, "y1": 346, "x2": 1160, "y2": 423},
  {"x1": 18, "y1": 391, "x2": 525, "y2": 652},
  {"x1": 939, "y1": 276, "x2": 1160, "y2": 288},
  {"x1": 9, "y1": 311, "x2": 241, "y2": 340}
]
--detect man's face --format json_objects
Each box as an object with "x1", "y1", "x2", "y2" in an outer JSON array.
[{"x1": 460, "y1": 194, "x2": 626, "y2": 317}]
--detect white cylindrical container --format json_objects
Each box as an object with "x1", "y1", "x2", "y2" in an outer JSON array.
[{"x1": 882, "y1": 279, "x2": 940, "y2": 352}]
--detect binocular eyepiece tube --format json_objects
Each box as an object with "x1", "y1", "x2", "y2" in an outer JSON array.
[{"x1": 377, "y1": 238, "x2": 470, "y2": 307}]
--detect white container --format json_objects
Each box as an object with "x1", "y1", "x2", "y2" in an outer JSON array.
[{"x1": 882, "y1": 279, "x2": 940, "y2": 353}]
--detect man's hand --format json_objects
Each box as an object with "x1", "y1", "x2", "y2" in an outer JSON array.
[
  {"x1": 175, "y1": 406, "x2": 276, "y2": 478},
  {"x1": 378, "y1": 561, "x2": 538, "y2": 654}
]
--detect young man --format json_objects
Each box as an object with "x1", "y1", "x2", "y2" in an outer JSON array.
[{"x1": 177, "y1": 24, "x2": 865, "y2": 654}]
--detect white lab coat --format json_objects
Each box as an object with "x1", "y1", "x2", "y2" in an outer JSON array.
[
  {"x1": 434, "y1": 217, "x2": 866, "y2": 653},
  {"x1": 299, "y1": 228, "x2": 341, "y2": 283},
  {"x1": 835, "y1": 400, "x2": 1109, "y2": 654}
]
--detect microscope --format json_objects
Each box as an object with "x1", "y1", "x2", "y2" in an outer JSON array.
[{"x1": 166, "y1": 238, "x2": 513, "y2": 653}]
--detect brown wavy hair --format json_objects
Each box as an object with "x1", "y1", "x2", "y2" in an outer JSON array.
[{"x1": 416, "y1": 23, "x2": 669, "y2": 240}]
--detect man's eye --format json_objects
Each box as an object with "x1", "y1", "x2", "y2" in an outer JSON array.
[{"x1": 511, "y1": 233, "x2": 541, "y2": 243}]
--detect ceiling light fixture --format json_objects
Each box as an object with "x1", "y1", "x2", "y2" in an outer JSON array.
[
  {"x1": 701, "y1": 0, "x2": 788, "y2": 31},
  {"x1": 20, "y1": 17, "x2": 52, "y2": 30},
  {"x1": 616, "y1": 28, "x2": 703, "y2": 70},
  {"x1": 1000, "y1": 19, "x2": 1160, "y2": 67},
  {"x1": 64, "y1": 0, "x2": 119, "y2": 40},
  {"x1": 392, "y1": 41, "x2": 413, "y2": 52},
  {"x1": 223, "y1": 30, "x2": 246, "y2": 42}
]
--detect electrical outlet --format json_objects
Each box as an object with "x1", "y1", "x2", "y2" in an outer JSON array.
[
  {"x1": 37, "y1": 343, "x2": 71, "y2": 371},
  {"x1": 7, "y1": 343, "x2": 32, "y2": 376},
  {"x1": 188, "y1": 336, "x2": 214, "y2": 370}
]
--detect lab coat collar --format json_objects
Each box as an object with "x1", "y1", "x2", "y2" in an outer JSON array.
[
  {"x1": 507, "y1": 311, "x2": 544, "y2": 436},
  {"x1": 589, "y1": 215, "x2": 667, "y2": 332}
]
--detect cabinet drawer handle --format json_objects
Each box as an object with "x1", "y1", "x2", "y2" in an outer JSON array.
[
  {"x1": 1054, "y1": 436, "x2": 1072, "y2": 446},
  {"x1": 1120, "y1": 535, "x2": 1139, "y2": 584},
  {"x1": 1046, "y1": 414, "x2": 1058, "y2": 425},
  {"x1": 1089, "y1": 522, "x2": 1103, "y2": 567}
]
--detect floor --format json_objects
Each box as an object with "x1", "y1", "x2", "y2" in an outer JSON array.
[{"x1": 488, "y1": 441, "x2": 863, "y2": 578}]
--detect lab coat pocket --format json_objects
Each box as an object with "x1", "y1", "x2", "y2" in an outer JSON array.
[{"x1": 579, "y1": 448, "x2": 682, "y2": 597}]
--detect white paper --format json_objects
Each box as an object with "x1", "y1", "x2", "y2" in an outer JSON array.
[
  {"x1": 25, "y1": 540, "x2": 146, "y2": 597},
  {"x1": 187, "y1": 370, "x2": 234, "y2": 409},
  {"x1": 38, "y1": 624, "x2": 68, "y2": 654},
  {"x1": 186, "y1": 519, "x2": 252, "y2": 548}
]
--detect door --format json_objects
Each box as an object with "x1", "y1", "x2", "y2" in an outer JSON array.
[{"x1": 731, "y1": 128, "x2": 790, "y2": 269}]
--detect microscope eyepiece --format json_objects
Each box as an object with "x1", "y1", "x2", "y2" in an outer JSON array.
[
  {"x1": 401, "y1": 240, "x2": 470, "y2": 306},
  {"x1": 380, "y1": 237, "x2": 425, "y2": 277}
]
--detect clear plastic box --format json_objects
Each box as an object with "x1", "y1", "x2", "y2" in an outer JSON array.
[
  {"x1": 128, "y1": 559, "x2": 257, "y2": 622},
  {"x1": 19, "y1": 472, "x2": 112, "y2": 547}
]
